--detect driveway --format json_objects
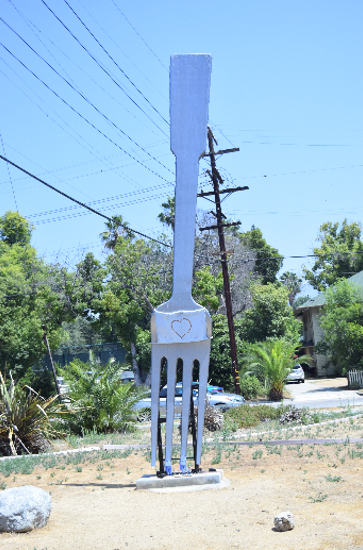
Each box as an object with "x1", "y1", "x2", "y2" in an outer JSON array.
[{"x1": 283, "y1": 378, "x2": 363, "y2": 409}]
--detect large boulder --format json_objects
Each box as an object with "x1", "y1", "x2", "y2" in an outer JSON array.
[
  {"x1": 0, "y1": 485, "x2": 52, "y2": 533},
  {"x1": 274, "y1": 510, "x2": 295, "y2": 531}
]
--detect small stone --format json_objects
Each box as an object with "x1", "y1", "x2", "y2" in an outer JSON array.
[
  {"x1": 0, "y1": 485, "x2": 51, "y2": 533},
  {"x1": 274, "y1": 511, "x2": 295, "y2": 532}
]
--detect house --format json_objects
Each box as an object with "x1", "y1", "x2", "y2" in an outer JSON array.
[{"x1": 294, "y1": 270, "x2": 363, "y2": 377}]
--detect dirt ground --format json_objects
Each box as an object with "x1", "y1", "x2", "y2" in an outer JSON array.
[{"x1": 1, "y1": 413, "x2": 363, "y2": 550}]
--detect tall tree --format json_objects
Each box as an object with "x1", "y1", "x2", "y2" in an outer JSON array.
[
  {"x1": 96, "y1": 234, "x2": 172, "y2": 384},
  {"x1": 239, "y1": 225, "x2": 283, "y2": 284},
  {"x1": 0, "y1": 211, "x2": 34, "y2": 246},
  {"x1": 280, "y1": 271, "x2": 303, "y2": 306},
  {"x1": 158, "y1": 196, "x2": 175, "y2": 231},
  {"x1": 100, "y1": 215, "x2": 131, "y2": 251},
  {"x1": 315, "y1": 279, "x2": 363, "y2": 374},
  {"x1": 0, "y1": 213, "x2": 64, "y2": 379},
  {"x1": 238, "y1": 283, "x2": 301, "y2": 344},
  {"x1": 303, "y1": 220, "x2": 363, "y2": 290},
  {"x1": 194, "y1": 211, "x2": 258, "y2": 316}
]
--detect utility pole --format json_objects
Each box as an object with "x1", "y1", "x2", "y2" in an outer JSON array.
[{"x1": 198, "y1": 128, "x2": 248, "y2": 395}]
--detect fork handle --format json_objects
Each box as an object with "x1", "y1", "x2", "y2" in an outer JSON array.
[{"x1": 170, "y1": 151, "x2": 200, "y2": 308}]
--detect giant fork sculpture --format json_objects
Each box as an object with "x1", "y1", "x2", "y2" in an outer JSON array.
[{"x1": 150, "y1": 54, "x2": 212, "y2": 475}]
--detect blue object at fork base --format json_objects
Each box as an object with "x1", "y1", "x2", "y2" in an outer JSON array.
[
  {"x1": 180, "y1": 455, "x2": 187, "y2": 474},
  {"x1": 165, "y1": 461, "x2": 173, "y2": 475}
]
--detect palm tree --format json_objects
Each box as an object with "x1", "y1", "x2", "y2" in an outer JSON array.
[
  {"x1": 241, "y1": 339, "x2": 312, "y2": 400},
  {"x1": 158, "y1": 196, "x2": 175, "y2": 231},
  {"x1": 280, "y1": 271, "x2": 303, "y2": 306},
  {"x1": 100, "y1": 215, "x2": 132, "y2": 251}
]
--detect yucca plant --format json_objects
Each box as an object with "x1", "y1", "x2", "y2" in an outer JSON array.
[
  {"x1": 0, "y1": 371, "x2": 71, "y2": 456},
  {"x1": 240, "y1": 339, "x2": 313, "y2": 400},
  {"x1": 61, "y1": 357, "x2": 147, "y2": 434}
]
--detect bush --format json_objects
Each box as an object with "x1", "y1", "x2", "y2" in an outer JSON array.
[
  {"x1": 0, "y1": 371, "x2": 69, "y2": 456},
  {"x1": 239, "y1": 375, "x2": 263, "y2": 400},
  {"x1": 60, "y1": 358, "x2": 147, "y2": 435},
  {"x1": 224, "y1": 403, "x2": 290, "y2": 429},
  {"x1": 17, "y1": 368, "x2": 55, "y2": 399}
]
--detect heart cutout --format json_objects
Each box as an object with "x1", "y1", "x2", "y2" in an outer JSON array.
[{"x1": 171, "y1": 318, "x2": 192, "y2": 339}]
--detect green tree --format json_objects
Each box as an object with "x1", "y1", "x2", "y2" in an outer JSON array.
[
  {"x1": 0, "y1": 215, "x2": 105, "y2": 384},
  {"x1": 303, "y1": 220, "x2": 363, "y2": 290},
  {"x1": 96, "y1": 234, "x2": 172, "y2": 384},
  {"x1": 239, "y1": 283, "x2": 301, "y2": 343},
  {"x1": 100, "y1": 215, "x2": 132, "y2": 251},
  {"x1": 158, "y1": 196, "x2": 175, "y2": 231},
  {"x1": 0, "y1": 237, "x2": 65, "y2": 380},
  {"x1": 0, "y1": 211, "x2": 34, "y2": 246},
  {"x1": 192, "y1": 266, "x2": 223, "y2": 314},
  {"x1": 315, "y1": 280, "x2": 363, "y2": 374},
  {"x1": 280, "y1": 271, "x2": 303, "y2": 306},
  {"x1": 239, "y1": 225, "x2": 283, "y2": 284},
  {"x1": 208, "y1": 314, "x2": 245, "y2": 391}
]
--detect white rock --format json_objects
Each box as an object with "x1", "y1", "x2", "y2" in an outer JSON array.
[
  {"x1": 0, "y1": 485, "x2": 51, "y2": 532},
  {"x1": 274, "y1": 510, "x2": 295, "y2": 531}
]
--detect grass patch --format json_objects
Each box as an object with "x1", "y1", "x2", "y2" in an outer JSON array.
[{"x1": 224, "y1": 404, "x2": 290, "y2": 429}]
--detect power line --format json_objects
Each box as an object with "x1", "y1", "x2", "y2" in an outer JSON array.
[
  {"x1": 26, "y1": 183, "x2": 173, "y2": 220},
  {"x1": 109, "y1": 0, "x2": 168, "y2": 73},
  {"x1": 39, "y1": 1, "x2": 168, "y2": 137},
  {"x1": 0, "y1": 132, "x2": 17, "y2": 210},
  {"x1": 0, "y1": 17, "x2": 171, "y2": 176},
  {"x1": 0, "y1": 59, "x2": 104, "y2": 162},
  {"x1": 0, "y1": 39, "x2": 170, "y2": 183},
  {"x1": 7, "y1": 0, "x2": 164, "y2": 141},
  {"x1": 75, "y1": 0, "x2": 168, "y2": 102},
  {"x1": 0, "y1": 153, "x2": 172, "y2": 248},
  {"x1": 62, "y1": 0, "x2": 169, "y2": 126}
]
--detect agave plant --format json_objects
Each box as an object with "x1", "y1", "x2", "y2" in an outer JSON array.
[
  {"x1": 240, "y1": 339, "x2": 313, "y2": 401},
  {"x1": 0, "y1": 371, "x2": 70, "y2": 456}
]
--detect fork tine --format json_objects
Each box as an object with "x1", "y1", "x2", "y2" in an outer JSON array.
[
  {"x1": 150, "y1": 345, "x2": 164, "y2": 467},
  {"x1": 196, "y1": 340, "x2": 211, "y2": 465},
  {"x1": 180, "y1": 358, "x2": 193, "y2": 473},
  {"x1": 164, "y1": 349, "x2": 178, "y2": 475}
]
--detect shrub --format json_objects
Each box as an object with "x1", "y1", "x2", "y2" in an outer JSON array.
[
  {"x1": 224, "y1": 403, "x2": 290, "y2": 429},
  {"x1": 240, "y1": 338, "x2": 312, "y2": 400},
  {"x1": 239, "y1": 375, "x2": 263, "y2": 400},
  {"x1": 61, "y1": 358, "x2": 147, "y2": 435},
  {"x1": 0, "y1": 371, "x2": 69, "y2": 456}
]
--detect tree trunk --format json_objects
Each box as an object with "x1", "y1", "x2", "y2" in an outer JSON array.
[
  {"x1": 269, "y1": 387, "x2": 284, "y2": 401},
  {"x1": 130, "y1": 342, "x2": 142, "y2": 386}
]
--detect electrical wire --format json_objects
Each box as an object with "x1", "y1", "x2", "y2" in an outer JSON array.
[
  {"x1": 6, "y1": 0, "x2": 164, "y2": 141},
  {"x1": 62, "y1": 0, "x2": 169, "y2": 126},
  {"x1": 0, "y1": 59, "x2": 105, "y2": 163},
  {"x1": 26, "y1": 182, "x2": 173, "y2": 219},
  {"x1": 75, "y1": 0, "x2": 168, "y2": 102},
  {"x1": 0, "y1": 153, "x2": 172, "y2": 247},
  {"x1": 0, "y1": 132, "x2": 17, "y2": 210},
  {"x1": 40, "y1": 0, "x2": 169, "y2": 136},
  {"x1": 0, "y1": 40, "x2": 170, "y2": 184},
  {"x1": 0, "y1": 17, "x2": 172, "y2": 177},
  {"x1": 109, "y1": 0, "x2": 168, "y2": 73}
]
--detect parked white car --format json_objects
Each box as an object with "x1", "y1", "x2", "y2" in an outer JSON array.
[
  {"x1": 134, "y1": 381, "x2": 244, "y2": 417},
  {"x1": 56, "y1": 376, "x2": 70, "y2": 395},
  {"x1": 286, "y1": 364, "x2": 305, "y2": 384}
]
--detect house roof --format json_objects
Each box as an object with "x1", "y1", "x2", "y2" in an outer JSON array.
[{"x1": 295, "y1": 269, "x2": 363, "y2": 312}]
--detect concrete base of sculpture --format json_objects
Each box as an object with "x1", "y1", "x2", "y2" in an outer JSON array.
[{"x1": 136, "y1": 468, "x2": 230, "y2": 493}]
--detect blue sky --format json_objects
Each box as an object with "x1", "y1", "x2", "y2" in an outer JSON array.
[{"x1": 0, "y1": 0, "x2": 362, "y2": 298}]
